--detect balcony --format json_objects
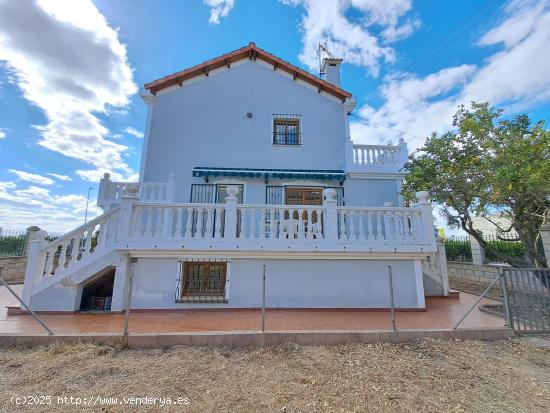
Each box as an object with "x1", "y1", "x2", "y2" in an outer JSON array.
[
  {"x1": 40, "y1": 186, "x2": 436, "y2": 279},
  {"x1": 346, "y1": 139, "x2": 408, "y2": 174}
]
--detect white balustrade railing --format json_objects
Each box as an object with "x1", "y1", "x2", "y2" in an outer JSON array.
[
  {"x1": 337, "y1": 207, "x2": 424, "y2": 242},
  {"x1": 130, "y1": 203, "x2": 225, "y2": 239},
  {"x1": 140, "y1": 183, "x2": 170, "y2": 202},
  {"x1": 41, "y1": 209, "x2": 120, "y2": 278},
  {"x1": 97, "y1": 173, "x2": 175, "y2": 210},
  {"x1": 352, "y1": 144, "x2": 402, "y2": 167},
  {"x1": 237, "y1": 204, "x2": 324, "y2": 240},
  {"x1": 125, "y1": 202, "x2": 431, "y2": 246}
]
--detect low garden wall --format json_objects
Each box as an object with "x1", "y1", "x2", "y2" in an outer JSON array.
[
  {"x1": 0, "y1": 256, "x2": 27, "y2": 284},
  {"x1": 447, "y1": 261, "x2": 503, "y2": 299}
]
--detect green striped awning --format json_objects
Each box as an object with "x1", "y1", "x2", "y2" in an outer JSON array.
[{"x1": 193, "y1": 167, "x2": 346, "y2": 181}]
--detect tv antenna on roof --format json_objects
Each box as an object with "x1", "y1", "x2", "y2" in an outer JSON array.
[{"x1": 317, "y1": 42, "x2": 334, "y2": 78}]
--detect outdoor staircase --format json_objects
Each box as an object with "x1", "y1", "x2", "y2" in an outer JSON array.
[{"x1": 20, "y1": 209, "x2": 122, "y2": 311}]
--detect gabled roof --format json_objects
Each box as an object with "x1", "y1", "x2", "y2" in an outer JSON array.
[{"x1": 144, "y1": 42, "x2": 352, "y2": 101}]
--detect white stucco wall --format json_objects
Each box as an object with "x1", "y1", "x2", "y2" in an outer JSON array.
[
  {"x1": 141, "y1": 59, "x2": 402, "y2": 207},
  {"x1": 344, "y1": 178, "x2": 402, "y2": 207},
  {"x1": 130, "y1": 257, "x2": 424, "y2": 309}
]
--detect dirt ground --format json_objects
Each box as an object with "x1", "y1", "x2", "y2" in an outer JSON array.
[{"x1": 1, "y1": 338, "x2": 549, "y2": 413}]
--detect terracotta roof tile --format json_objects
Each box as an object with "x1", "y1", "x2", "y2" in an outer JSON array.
[{"x1": 144, "y1": 42, "x2": 352, "y2": 101}]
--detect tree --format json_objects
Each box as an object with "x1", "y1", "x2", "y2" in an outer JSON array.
[{"x1": 403, "y1": 102, "x2": 550, "y2": 268}]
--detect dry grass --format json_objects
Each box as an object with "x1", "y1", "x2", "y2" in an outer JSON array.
[{"x1": 1, "y1": 338, "x2": 549, "y2": 412}]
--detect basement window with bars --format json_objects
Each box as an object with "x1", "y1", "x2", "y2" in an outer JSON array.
[
  {"x1": 273, "y1": 114, "x2": 301, "y2": 145},
  {"x1": 176, "y1": 259, "x2": 228, "y2": 303}
]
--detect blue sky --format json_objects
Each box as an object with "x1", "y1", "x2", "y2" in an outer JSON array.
[{"x1": 0, "y1": 0, "x2": 549, "y2": 231}]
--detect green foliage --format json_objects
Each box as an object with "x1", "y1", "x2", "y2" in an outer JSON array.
[
  {"x1": 404, "y1": 102, "x2": 550, "y2": 267},
  {"x1": 485, "y1": 240, "x2": 526, "y2": 262},
  {"x1": 0, "y1": 235, "x2": 26, "y2": 257},
  {"x1": 444, "y1": 239, "x2": 472, "y2": 261}
]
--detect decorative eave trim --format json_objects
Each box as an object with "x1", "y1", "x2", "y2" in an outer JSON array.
[{"x1": 144, "y1": 42, "x2": 352, "y2": 101}]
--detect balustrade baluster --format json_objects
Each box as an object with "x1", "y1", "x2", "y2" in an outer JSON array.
[
  {"x1": 269, "y1": 208, "x2": 277, "y2": 238},
  {"x1": 145, "y1": 207, "x2": 154, "y2": 236},
  {"x1": 259, "y1": 208, "x2": 266, "y2": 239},
  {"x1": 57, "y1": 242, "x2": 67, "y2": 270},
  {"x1": 388, "y1": 212, "x2": 394, "y2": 239},
  {"x1": 403, "y1": 213, "x2": 411, "y2": 239},
  {"x1": 315, "y1": 209, "x2": 323, "y2": 239},
  {"x1": 214, "y1": 207, "x2": 223, "y2": 238},
  {"x1": 376, "y1": 211, "x2": 383, "y2": 240},
  {"x1": 239, "y1": 208, "x2": 246, "y2": 238},
  {"x1": 135, "y1": 207, "x2": 144, "y2": 236},
  {"x1": 366, "y1": 211, "x2": 374, "y2": 240},
  {"x1": 184, "y1": 207, "x2": 193, "y2": 238},
  {"x1": 358, "y1": 211, "x2": 365, "y2": 240},
  {"x1": 297, "y1": 208, "x2": 304, "y2": 239},
  {"x1": 339, "y1": 210, "x2": 347, "y2": 239},
  {"x1": 163, "y1": 207, "x2": 173, "y2": 237},
  {"x1": 205, "y1": 207, "x2": 214, "y2": 238},
  {"x1": 195, "y1": 208, "x2": 204, "y2": 238},
  {"x1": 84, "y1": 228, "x2": 93, "y2": 256},
  {"x1": 151, "y1": 207, "x2": 160, "y2": 236},
  {"x1": 247, "y1": 208, "x2": 255, "y2": 238},
  {"x1": 175, "y1": 208, "x2": 184, "y2": 237},
  {"x1": 306, "y1": 209, "x2": 313, "y2": 240},
  {"x1": 395, "y1": 212, "x2": 403, "y2": 240},
  {"x1": 46, "y1": 249, "x2": 55, "y2": 275}
]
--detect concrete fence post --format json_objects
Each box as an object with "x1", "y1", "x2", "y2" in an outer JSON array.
[
  {"x1": 21, "y1": 230, "x2": 49, "y2": 306},
  {"x1": 323, "y1": 188, "x2": 338, "y2": 241},
  {"x1": 469, "y1": 231, "x2": 487, "y2": 265},
  {"x1": 224, "y1": 185, "x2": 240, "y2": 241},
  {"x1": 436, "y1": 236, "x2": 450, "y2": 296},
  {"x1": 539, "y1": 219, "x2": 550, "y2": 267},
  {"x1": 24, "y1": 226, "x2": 42, "y2": 257}
]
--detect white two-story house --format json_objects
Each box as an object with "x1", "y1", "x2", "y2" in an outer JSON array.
[{"x1": 19, "y1": 43, "x2": 444, "y2": 313}]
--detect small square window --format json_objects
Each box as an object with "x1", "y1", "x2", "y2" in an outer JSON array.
[
  {"x1": 178, "y1": 261, "x2": 227, "y2": 303},
  {"x1": 273, "y1": 115, "x2": 301, "y2": 145}
]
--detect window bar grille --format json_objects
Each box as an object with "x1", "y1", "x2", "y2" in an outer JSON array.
[{"x1": 176, "y1": 258, "x2": 230, "y2": 304}]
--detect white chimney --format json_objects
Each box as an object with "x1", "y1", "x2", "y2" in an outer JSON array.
[{"x1": 322, "y1": 58, "x2": 343, "y2": 87}]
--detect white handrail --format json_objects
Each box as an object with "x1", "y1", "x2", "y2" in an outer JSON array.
[{"x1": 41, "y1": 208, "x2": 120, "y2": 252}]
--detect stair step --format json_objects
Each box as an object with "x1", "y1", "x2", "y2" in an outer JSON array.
[{"x1": 448, "y1": 290, "x2": 460, "y2": 299}]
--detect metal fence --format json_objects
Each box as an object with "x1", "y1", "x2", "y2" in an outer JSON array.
[
  {"x1": 444, "y1": 236, "x2": 472, "y2": 262},
  {"x1": 0, "y1": 229, "x2": 28, "y2": 257},
  {"x1": 0, "y1": 229, "x2": 63, "y2": 257},
  {"x1": 501, "y1": 267, "x2": 550, "y2": 334},
  {"x1": 444, "y1": 233, "x2": 530, "y2": 264}
]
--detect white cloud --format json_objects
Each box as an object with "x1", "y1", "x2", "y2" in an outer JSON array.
[
  {"x1": 0, "y1": 129, "x2": 5, "y2": 139},
  {"x1": 46, "y1": 172, "x2": 72, "y2": 181},
  {"x1": 125, "y1": 126, "x2": 144, "y2": 138},
  {"x1": 350, "y1": 0, "x2": 550, "y2": 150},
  {"x1": 8, "y1": 169, "x2": 55, "y2": 186},
  {"x1": 281, "y1": 0, "x2": 419, "y2": 75},
  {"x1": 203, "y1": 0, "x2": 234, "y2": 24},
  {"x1": 0, "y1": 180, "x2": 102, "y2": 232},
  {"x1": 76, "y1": 168, "x2": 138, "y2": 183},
  {"x1": 0, "y1": 0, "x2": 137, "y2": 175}
]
